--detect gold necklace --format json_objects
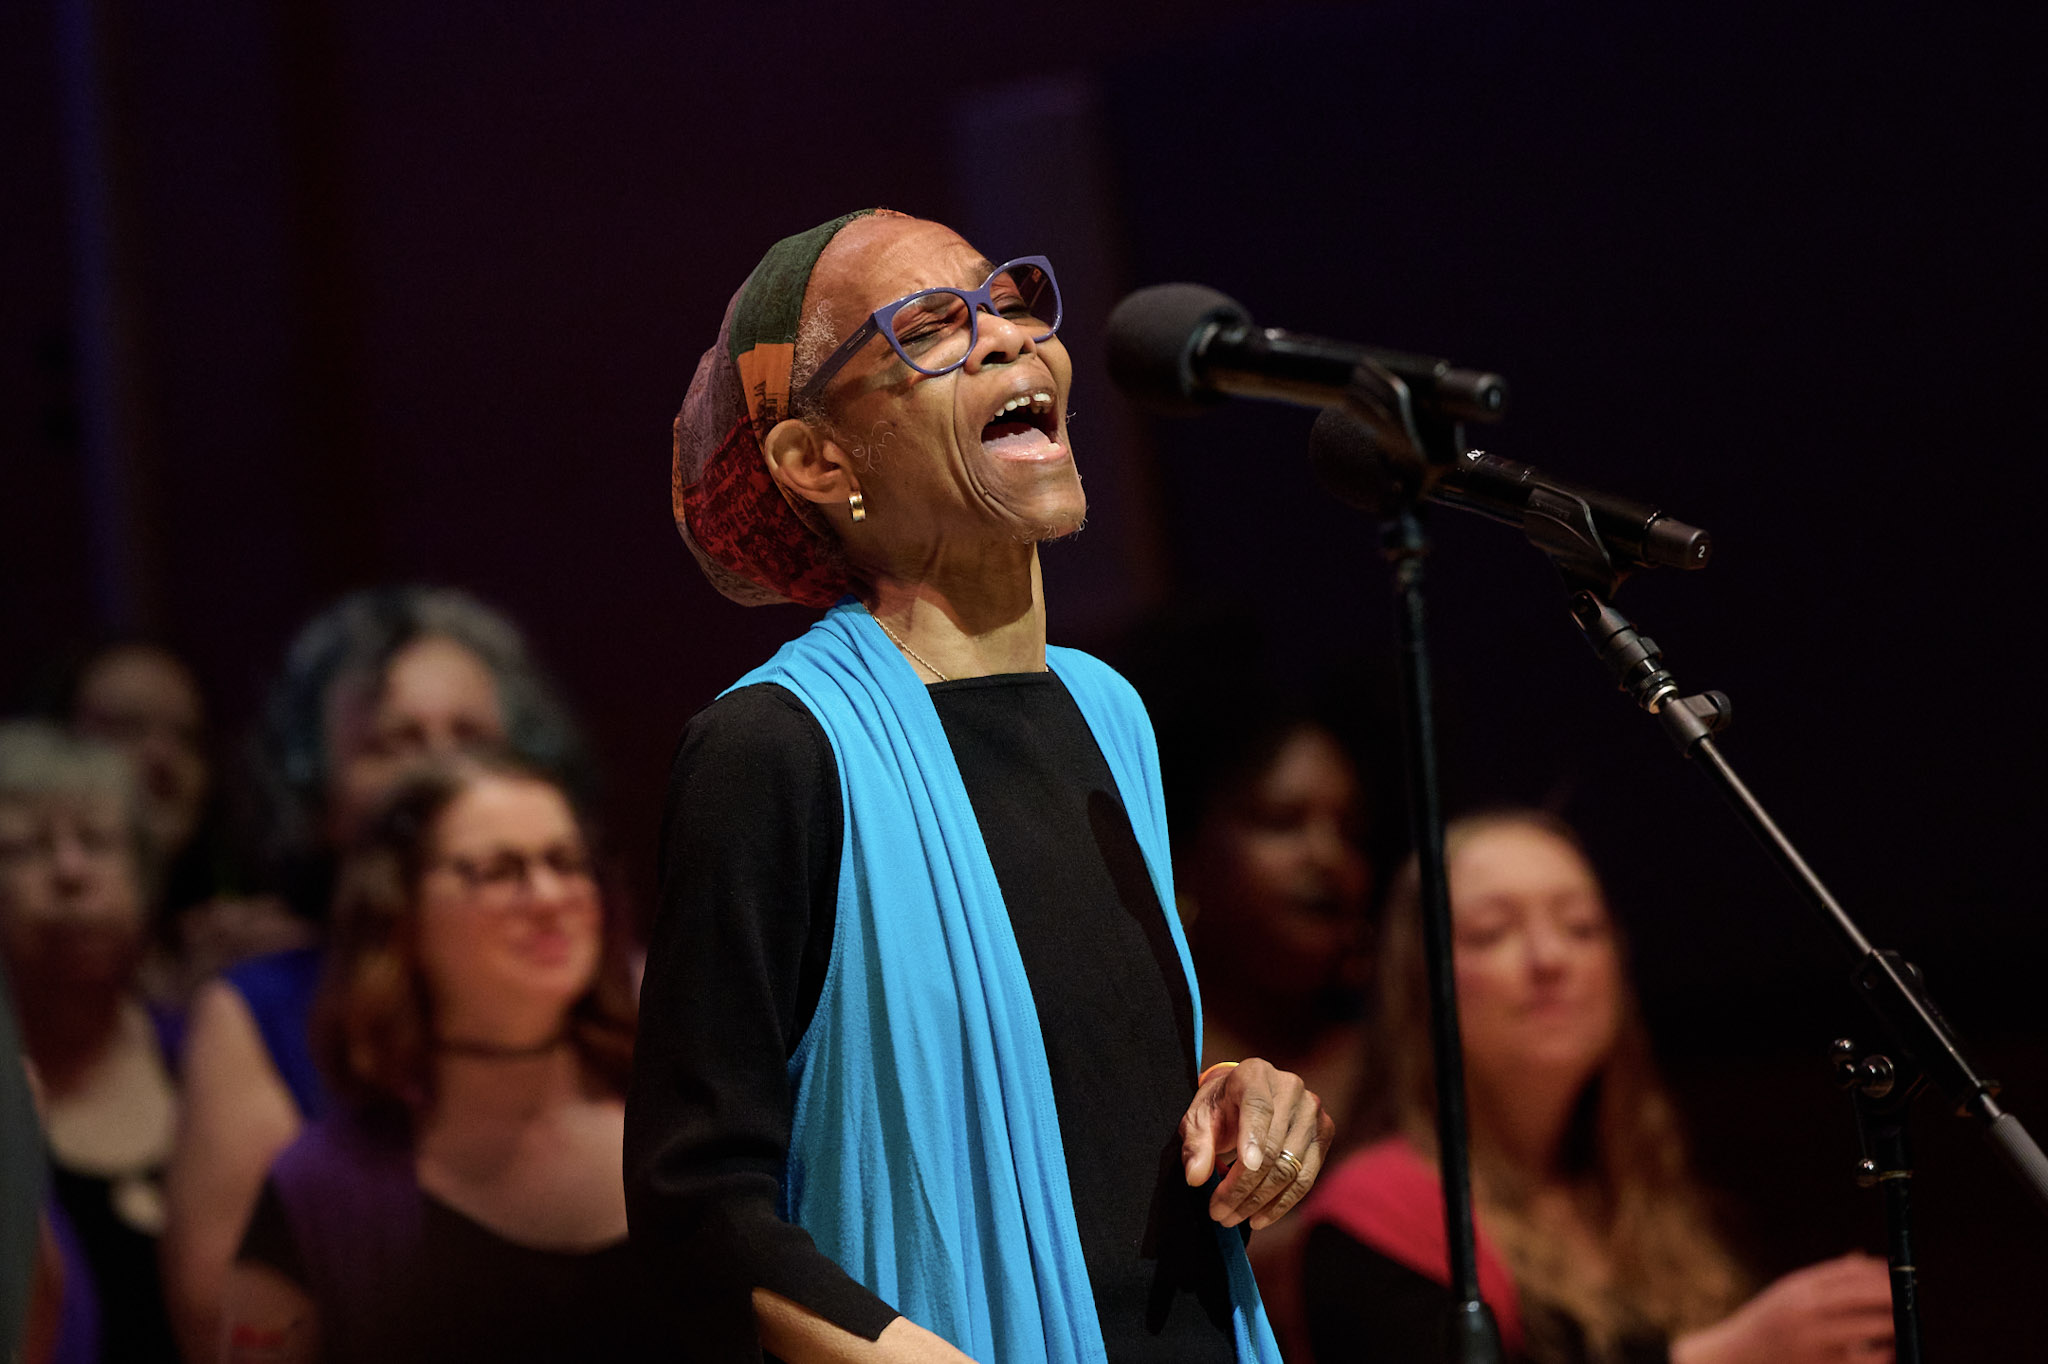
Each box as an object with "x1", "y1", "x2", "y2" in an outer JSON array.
[{"x1": 870, "y1": 611, "x2": 949, "y2": 681}]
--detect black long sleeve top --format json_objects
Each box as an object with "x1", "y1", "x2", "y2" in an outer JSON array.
[{"x1": 625, "y1": 674, "x2": 1239, "y2": 1362}]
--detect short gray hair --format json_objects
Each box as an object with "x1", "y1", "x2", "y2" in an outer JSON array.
[
  {"x1": 0, "y1": 719, "x2": 150, "y2": 870},
  {"x1": 250, "y1": 587, "x2": 592, "y2": 898},
  {"x1": 789, "y1": 297, "x2": 841, "y2": 416}
]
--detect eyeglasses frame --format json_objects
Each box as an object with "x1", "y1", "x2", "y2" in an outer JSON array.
[
  {"x1": 792, "y1": 255, "x2": 1062, "y2": 408},
  {"x1": 432, "y1": 845, "x2": 597, "y2": 908}
]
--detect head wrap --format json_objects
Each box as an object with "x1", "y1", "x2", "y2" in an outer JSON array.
[{"x1": 671, "y1": 209, "x2": 881, "y2": 607}]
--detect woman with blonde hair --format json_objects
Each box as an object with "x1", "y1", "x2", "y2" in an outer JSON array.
[
  {"x1": 1300, "y1": 810, "x2": 1894, "y2": 1363},
  {"x1": 218, "y1": 756, "x2": 649, "y2": 1362}
]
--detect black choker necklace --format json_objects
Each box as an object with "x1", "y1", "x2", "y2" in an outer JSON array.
[{"x1": 435, "y1": 1034, "x2": 566, "y2": 1060}]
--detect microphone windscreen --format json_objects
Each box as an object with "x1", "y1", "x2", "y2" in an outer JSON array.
[
  {"x1": 1308, "y1": 407, "x2": 1402, "y2": 515},
  {"x1": 1105, "y1": 284, "x2": 1249, "y2": 417}
]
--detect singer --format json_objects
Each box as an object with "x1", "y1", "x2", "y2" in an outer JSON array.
[{"x1": 625, "y1": 209, "x2": 1331, "y2": 1363}]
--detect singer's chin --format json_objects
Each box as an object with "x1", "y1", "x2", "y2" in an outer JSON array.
[
  {"x1": 1021, "y1": 508, "x2": 1088, "y2": 545},
  {"x1": 989, "y1": 449, "x2": 1086, "y2": 542}
]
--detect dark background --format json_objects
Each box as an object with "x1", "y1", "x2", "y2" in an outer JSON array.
[{"x1": 5, "y1": 0, "x2": 2044, "y2": 1352}]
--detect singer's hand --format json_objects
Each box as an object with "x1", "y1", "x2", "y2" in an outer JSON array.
[
  {"x1": 1179, "y1": 1058, "x2": 1332, "y2": 1230},
  {"x1": 1670, "y1": 1253, "x2": 1894, "y2": 1364}
]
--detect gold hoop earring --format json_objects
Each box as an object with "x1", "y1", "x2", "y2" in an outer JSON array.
[{"x1": 849, "y1": 492, "x2": 866, "y2": 523}]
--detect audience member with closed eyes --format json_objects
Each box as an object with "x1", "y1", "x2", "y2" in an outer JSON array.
[{"x1": 1299, "y1": 811, "x2": 1894, "y2": 1364}]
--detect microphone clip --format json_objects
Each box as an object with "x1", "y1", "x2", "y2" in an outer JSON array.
[
  {"x1": 1338, "y1": 357, "x2": 1473, "y2": 504},
  {"x1": 1525, "y1": 482, "x2": 1629, "y2": 598}
]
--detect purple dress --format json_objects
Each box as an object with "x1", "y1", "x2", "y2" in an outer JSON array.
[{"x1": 240, "y1": 1114, "x2": 662, "y2": 1363}]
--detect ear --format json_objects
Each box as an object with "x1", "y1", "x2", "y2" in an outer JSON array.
[{"x1": 762, "y1": 418, "x2": 860, "y2": 508}]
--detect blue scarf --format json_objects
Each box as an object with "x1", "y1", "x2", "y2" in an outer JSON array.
[{"x1": 727, "y1": 601, "x2": 1281, "y2": 1364}]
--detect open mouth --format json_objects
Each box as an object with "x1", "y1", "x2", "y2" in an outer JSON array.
[{"x1": 978, "y1": 388, "x2": 1062, "y2": 459}]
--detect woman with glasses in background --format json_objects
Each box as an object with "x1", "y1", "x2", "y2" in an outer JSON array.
[
  {"x1": 218, "y1": 758, "x2": 648, "y2": 1363},
  {"x1": 162, "y1": 586, "x2": 590, "y2": 1363}
]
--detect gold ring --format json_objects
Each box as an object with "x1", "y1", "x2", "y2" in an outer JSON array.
[{"x1": 1273, "y1": 1148, "x2": 1304, "y2": 1183}]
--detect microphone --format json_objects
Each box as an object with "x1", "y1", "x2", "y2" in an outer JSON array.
[
  {"x1": 1106, "y1": 282, "x2": 1508, "y2": 423},
  {"x1": 1308, "y1": 407, "x2": 1712, "y2": 572}
]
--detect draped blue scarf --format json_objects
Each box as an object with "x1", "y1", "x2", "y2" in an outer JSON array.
[{"x1": 726, "y1": 601, "x2": 1281, "y2": 1363}]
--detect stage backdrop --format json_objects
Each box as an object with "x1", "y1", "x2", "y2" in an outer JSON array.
[{"x1": 3, "y1": 0, "x2": 2043, "y2": 1352}]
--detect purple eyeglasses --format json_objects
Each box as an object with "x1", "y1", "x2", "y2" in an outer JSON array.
[{"x1": 794, "y1": 255, "x2": 1062, "y2": 406}]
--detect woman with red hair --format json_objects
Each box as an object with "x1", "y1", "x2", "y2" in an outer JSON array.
[{"x1": 218, "y1": 759, "x2": 649, "y2": 1363}]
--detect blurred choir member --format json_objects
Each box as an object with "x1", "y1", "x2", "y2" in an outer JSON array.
[
  {"x1": 1117, "y1": 614, "x2": 1388, "y2": 1134},
  {"x1": 54, "y1": 641, "x2": 308, "y2": 1001},
  {"x1": 219, "y1": 759, "x2": 651, "y2": 1363},
  {"x1": 160, "y1": 588, "x2": 588, "y2": 1364},
  {"x1": 1172, "y1": 711, "x2": 1375, "y2": 1153},
  {"x1": 0, "y1": 721, "x2": 180, "y2": 1361},
  {"x1": 1162, "y1": 703, "x2": 1377, "y2": 1359},
  {"x1": 61, "y1": 646, "x2": 212, "y2": 914},
  {"x1": 1299, "y1": 811, "x2": 1895, "y2": 1364}
]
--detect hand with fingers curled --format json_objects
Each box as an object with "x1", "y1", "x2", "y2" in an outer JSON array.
[
  {"x1": 1178, "y1": 1057, "x2": 1336, "y2": 1232},
  {"x1": 1671, "y1": 1253, "x2": 1897, "y2": 1364}
]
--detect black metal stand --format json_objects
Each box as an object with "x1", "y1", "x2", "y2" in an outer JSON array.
[
  {"x1": 1561, "y1": 585, "x2": 2048, "y2": 1358},
  {"x1": 1327, "y1": 371, "x2": 1503, "y2": 1364},
  {"x1": 1380, "y1": 505, "x2": 1504, "y2": 1364},
  {"x1": 1835, "y1": 1038, "x2": 1926, "y2": 1363},
  {"x1": 1567, "y1": 584, "x2": 2048, "y2": 1189}
]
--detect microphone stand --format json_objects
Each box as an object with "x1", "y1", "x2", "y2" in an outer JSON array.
[
  {"x1": 1516, "y1": 489, "x2": 2048, "y2": 1362},
  {"x1": 1345, "y1": 374, "x2": 1505, "y2": 1364}
]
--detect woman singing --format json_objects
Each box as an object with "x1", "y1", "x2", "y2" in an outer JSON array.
[{"x1": 626, "y1": 208, "x2": 1331, "y2": 1363}]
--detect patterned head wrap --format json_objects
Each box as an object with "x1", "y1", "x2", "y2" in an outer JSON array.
[{"x1": 671, "y1": 209, "x2": 882, "y2": 607}]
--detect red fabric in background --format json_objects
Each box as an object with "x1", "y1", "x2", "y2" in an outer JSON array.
[{"x1": 1300, "y1": 1136, "x2": 1527, "y2": 1354}]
